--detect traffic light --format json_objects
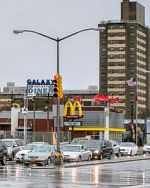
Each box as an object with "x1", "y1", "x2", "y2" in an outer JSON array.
[{"x1": 53, "y1": 74, "x2": 63, "y2": 98}]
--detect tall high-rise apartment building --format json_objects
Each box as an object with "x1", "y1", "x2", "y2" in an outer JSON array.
[{"x1": 98, "y1": 0, "x2": 150, "y2": 123}]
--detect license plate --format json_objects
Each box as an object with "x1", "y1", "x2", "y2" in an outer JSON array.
[{"x1": 31, "y1": 159, "x2": 36, "y2": 163}]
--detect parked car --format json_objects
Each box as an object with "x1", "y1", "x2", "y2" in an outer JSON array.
[
  {"x1": 23, "y1": 144, "x2": 57, "y2": 166},
  {"x1": 84, "y1": 139, "x2": 114, "y2": 160},
  {"x1": 109, "y1": 140, "x2": 121, "y2": 157},
  {"x1": 0, "y1": 140, "x2": 8, "y2": 165},
  {"x1": 119, "y1": 142, "x2": 138, "y2": 156},
  {"x1": 71, "y1": 136, "x2": 91, "y2": 146},
  {"x1": 143, "y1": 143, "x2": 150, "y2": 154},
  {"x1": 60, "y1": 142, "x2": 70, "y2": 151},
  {"x1": 62, "y1": 144, "x2": 92, "y2": 162},
  {"x1": 15, "y1": 143, "x2": 38, "y2": 162},
  {"x1": 1, "y1": 139, "x2": 25, "y2": 160}
]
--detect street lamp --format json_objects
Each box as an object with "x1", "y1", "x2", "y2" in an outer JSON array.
[{"x1": 13, "y1": 27, "x2": 100, "y2": 160}]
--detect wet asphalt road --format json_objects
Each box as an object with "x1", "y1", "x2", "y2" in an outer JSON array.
[{"x1": 1, "y1": 158, "x2": 150, "y2": 188}]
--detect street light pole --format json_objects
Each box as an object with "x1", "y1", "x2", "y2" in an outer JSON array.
[
  {"x1": 23, "y1": 93, "x2": 28, "y2": 145},
  {"x1": 13, "y1": 27, "x2": 100, "y2": 156}
]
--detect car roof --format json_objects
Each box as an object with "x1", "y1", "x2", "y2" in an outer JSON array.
[
  {"x1": 65, "y1": 144, "x2": 82, "y2": 147},
  {"x1": 1, "y1": 138, "x2": 23, "y2": 141},
  {"x1": 31, "y1": 142, "x2": 49, "y2": 145}
]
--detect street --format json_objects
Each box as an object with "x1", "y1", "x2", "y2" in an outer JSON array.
[{"x1": 1, "y1": 157, "x2": 150, "y2": 188}]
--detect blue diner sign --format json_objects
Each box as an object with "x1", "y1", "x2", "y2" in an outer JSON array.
[{"x1": 26, "y1": 79, "x2": 54, "y2": 96}]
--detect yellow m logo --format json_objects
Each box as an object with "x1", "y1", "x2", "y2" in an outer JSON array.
[{"x1": 64, "y1": 101, "x2": 83, "y2": 118}]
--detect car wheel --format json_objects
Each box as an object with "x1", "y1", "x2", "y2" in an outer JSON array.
[
  {"x1": 108, "y1": 152, "x2": 113, "y2": 160},
  {"x1": 11, "y1": 153, "x2": 15, "y2": 161},
  {"x1": 1, "y1": 155, "x2": 7, "y2": 165},
  {"x1": 117, "y1": 152, "x2": 121, "y2": 157},
  {"x1": 47, "y1": 158, "x2": 51, "y2": 166},
  {"x1": 78, "y1": 156, "x2": 81, "y2": 162},
  {"x1": 99, "y1": 154, "x2": 103, "y2": 160}
]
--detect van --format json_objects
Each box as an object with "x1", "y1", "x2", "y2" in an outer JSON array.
[{"x1": 1, "y1": 139, "x2": 25, "y2": 160}]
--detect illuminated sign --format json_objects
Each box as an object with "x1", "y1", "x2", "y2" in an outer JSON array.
[
  {"x1": 64, "y1": 101, "x2": 83, "y2": 119},
  {"x1": 93, "y1": 94, "x2": 119, "y2": 104},
  {"x1": 27, "y1": 79, "x2": 55, "y2": 96}
]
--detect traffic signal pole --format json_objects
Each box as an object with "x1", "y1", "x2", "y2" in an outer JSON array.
[{"x1": 56, "y1": 38, "x2": 61, "y2": 155}]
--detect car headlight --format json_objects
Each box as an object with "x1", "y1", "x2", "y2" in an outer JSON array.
[
  {"x1": 15, "y1": 152, "x2": 21, "y2": 158},
  {"x1": 24, "y1": 154, "x2": 29, "y2": 159}
]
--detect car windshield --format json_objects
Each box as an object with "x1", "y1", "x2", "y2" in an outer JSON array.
[
  {"x1": 84, "y1": 140, "x2": 102, "y2": 149},
  {"x1": 31, "y1": 145, "x2": 51, "y2": 153},
  {"x1": 2, "y1": 141, "x2": 13, "y2": 147},
  {"x1": 63, "y1": 145, "x2": 81, "y2": 152},
  {"x1": 23, "y1": 144, "x2": 35, "y2": 150},
  {"x1": 71, "y1": 139, "x2": 86, "y2": 145},
  {"x1": 120, "y1": 143, "x2": 133, "y2": 147}
]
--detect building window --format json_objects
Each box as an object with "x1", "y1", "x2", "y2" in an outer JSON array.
[
  {"x1": 130, "y1": 25, "x2": 135, "y2": 29},
  {"x1": 130, "y1": 48, "x2": 135, "y2": 51},
  {"x1": 130, "y1": 33, "x2": 135, "y2": 37},
  {"x1": 130, "y1": 54, "x2": 135, "y2": 58}
]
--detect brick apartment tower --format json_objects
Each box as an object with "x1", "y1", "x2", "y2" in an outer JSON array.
[{"x1": 98, "y1": 0, "x2": 150, "y2": 125}]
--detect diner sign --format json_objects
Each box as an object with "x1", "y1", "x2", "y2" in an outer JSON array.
[{"x1": 26, "y1": 79, "x2": 55, "y2": 96}]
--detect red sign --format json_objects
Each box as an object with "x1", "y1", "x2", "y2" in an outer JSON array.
[
  {"x1": 93, "y1": 94, "x2": 119, "y2": 104},
  {"x1": 72, "y1": 96, "x2": 81, "y2": 102}
]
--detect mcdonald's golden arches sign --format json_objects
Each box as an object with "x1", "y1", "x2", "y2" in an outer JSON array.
[{"x1": 64, "y1": 101, "x2": 83, "y2": 119}]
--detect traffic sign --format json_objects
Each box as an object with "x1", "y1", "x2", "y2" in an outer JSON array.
[{"x1": 64, "y1": 121, "x2": 82, "y2": 126}]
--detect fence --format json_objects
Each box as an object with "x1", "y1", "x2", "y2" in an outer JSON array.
[
  {"x1": 0, "y1": 131, "x2": 71, "y2": 145},
  {"x1": 0, "y1": 131, "x2": 123, "y2": 144}
]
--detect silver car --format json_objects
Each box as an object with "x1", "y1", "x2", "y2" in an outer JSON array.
[
  {"x1": 1, "y1": 139, "x2": 25, "y2": 160},
  {"x1": 15, "y1": 144, "x2": 37, "y2": 162},
  {"x1": 62, "y1": 144, "x2": 92, "y2": 162},
  {"x1": 24, "y1": 144, "x2": 56, "y2": 166}
]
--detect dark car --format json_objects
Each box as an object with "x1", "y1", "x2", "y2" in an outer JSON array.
[
  {"x1": 84, "y1": 139, "x2": 113, "y2": 160},
  {"x1": 0, "y1": 140, "x2": 8, "y2": 165}
]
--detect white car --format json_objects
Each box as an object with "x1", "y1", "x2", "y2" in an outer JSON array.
[
  {"x1": 15, "y1": 144, "x2": 37, "y2": 162},
  {"x1": 143, "y1": 143, "x2": 150, "y2": 154},
  {"x1": 119, "y1": 142, "x2": 138, "y2": 156},
  {"x1": 62, "y1": 144, "x2": 92, "y2": 162}
]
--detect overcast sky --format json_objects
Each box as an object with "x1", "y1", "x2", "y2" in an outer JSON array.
[{"x1": 0, "y1": 0, "x2": 150, "y2": 90}]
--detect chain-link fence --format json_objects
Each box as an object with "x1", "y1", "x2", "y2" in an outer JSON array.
[{"x1": 0, "y1": 131, "x2": 71, "y2": 145}]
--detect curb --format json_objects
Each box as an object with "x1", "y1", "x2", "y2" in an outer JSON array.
[{"x1": 64, "y1": 155, "x2": 150, "y2": 168}]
